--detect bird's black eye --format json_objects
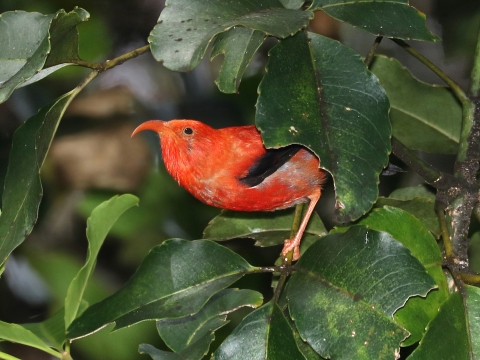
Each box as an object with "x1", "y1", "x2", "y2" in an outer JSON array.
[{"x1": 183, "y1": 127, "x2": 193, "y2": 135}]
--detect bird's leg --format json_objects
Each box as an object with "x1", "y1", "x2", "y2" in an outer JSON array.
[{"x1": 281, "y1": 188, "x2": 321, "y2": 261}]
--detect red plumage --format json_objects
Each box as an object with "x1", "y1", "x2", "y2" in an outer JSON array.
[{"x1": 132, "y1": 119, "x2": 325, "y2": 260}]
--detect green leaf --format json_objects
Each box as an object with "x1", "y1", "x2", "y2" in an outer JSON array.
[
  {"x1": 280, "y1": 0, "x2": 305, "y2": 9},
  {"x1": 408, "y1": 292, "x2": 470, "y2": 360},
  {"x1": 374, "y1": 197, "x2": 440, "y2": 237},
  {"x1": 0, "y1": 11, "x2": 54, "y2": 103},
  {"x1": 64, "y1": 194, "x2": 139, "y2": 328},
  {"x1": 211, "y1": 27, "x2": 265, "y2": 93},
  {"x1": 149, "y1": 0, "x2": 312, "y2": 71},
  {"x1": 203, "y1": 207, "x2": 326, "y2": 247},
  {"x1": 0, "y1": 89, "x2": 84, "y2": 266},
  {"x1": 388, "y1": 185, "x2": 436, "y2": 202},
  {"x1": 309, "y1": 0, "x2": 439, "y2": 42},
  {"x1": 256, "y1": 31, "x2": 391, "y2": 222},
  {"x1": 67, "y1": 239, "x2": 254, "y2": 340},
  {"x1": 465, "y1": 284, "x2": 480, "y2": 358},
  {"x1": 23, "y1": 302, "x2": 88, "y2": 350},
  {"x1": 370, "y1": 55, "x2": 461, "y2": 154},
  {"x1": 213, "y1": 302, "x2": 306, "y2": 360},
  {"x1": 0, "y1": 9, "x2": 89, "y2": 102},
  {"x1": 354, "y1": 206, "x2": 448, "y2": 346},
  {"x1": 140, "y1": 339, "x2": 213, "y2": 360},
  {"x1": 288, "y1": 226, "x2": 436, "y2": 359},
  {"x1": 0, "y1": 321, "x2": 61, "y2": 358},
  {"x1": 157, "y1": 288, "x2": 263, "y2": 353}
]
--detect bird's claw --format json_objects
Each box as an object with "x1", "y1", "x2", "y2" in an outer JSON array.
[{"x1": 281, "y1": 239, "x2": 301, "y2": 261}]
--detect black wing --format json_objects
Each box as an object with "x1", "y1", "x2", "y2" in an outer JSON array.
[{"x1": 238, "y1": 145, "x2": 302, "y2": 187}]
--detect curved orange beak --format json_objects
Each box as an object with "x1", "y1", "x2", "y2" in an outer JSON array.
[{"x1": 131, "y1": 120, "x2": 166, "y2": 137}]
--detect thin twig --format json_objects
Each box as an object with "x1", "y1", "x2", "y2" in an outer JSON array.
[
  {"x1": 71, "y1": 44, "x2": 151, "y2": 72},
  {"x1": 470, "y1": 23, "x2": 480, "y2": 97},
  {"x1": 364, "y1": 36, "x2": 383, "y2": 67}
]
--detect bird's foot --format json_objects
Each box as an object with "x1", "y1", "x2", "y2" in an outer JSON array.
[{"x1": 281, "y1": 239, "x2": 301, "y2": 261}]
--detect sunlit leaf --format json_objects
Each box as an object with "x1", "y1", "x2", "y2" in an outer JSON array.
[
  {"x1": 203, "y1": 207, "x2": 326, "y2": 247},
  {"x1": 64, "y1": 194, "x2": 139, "y2": 328},
  {"x1": 354, "y1": 206, "x2": 448, "y2": 346},
  {"x1": 257, "y1": 31, "x2": 390, "y2": 222},
  {"x1": 0, "y1": 321, "x2": 61, "y2": 358},
  {"x1": 370, "y1": 55, "x2": 461, "y2": 154},
  {"x1": 213, "y1": 302, "x2": 305, "y2": 359},
  {"x1": 149, "y1": 0, "x2": 312, "y2": 71},
  {"x1": 310, "y1": 0, "x2": 439, "y2": 42},
  {"x1": 67, "y1": 239, "x2": 255, "y2": 340},
  {"x1": 408, "y1": 292, "x2": 470, "y2": 359},
  {"x1": 211, "y1": 27, "x2": 265, "y2": 93},
  {"x1": 465, "y1": 285, "x2": 480, "y2": 358},
  {"x1": 157, "y1": 288, "x2": 262, "y2": 352},
  {"x1": 288, "y1": 226, "x2": 435, "y2": 359}
]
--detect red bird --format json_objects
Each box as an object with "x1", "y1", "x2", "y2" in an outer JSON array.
[{"x1": 132, "y1": 120, "x2": 325, "y2": 260}]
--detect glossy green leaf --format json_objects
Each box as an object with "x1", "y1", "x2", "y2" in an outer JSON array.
[
  {"x1": 370, "y1": 55, "x2": 461, "y2": 154},
  {"x1": 280, "y1": 0, "x2": 305, "y2": 9},
  {"x1": 0, "y1": 89, "x2": 83, "y2": 266},
  {"x1": 213, "y1": 302, "x2": 305, "y2": 360},
  {"x1": 374, "y1": 197, "x2": 440, "y2": 237},
  {"x1": 310, "y1": 1, "x2": 439, "y2": 42},
  {"x1": 23, "y1": 302, "x2": 88, "y2": 350},
  {"x1": 211, "y1": 27, "x2": 265, "y2": 93},
  {"x1": 0, "y1": 351, "x2": 20, "y2": 360},
  {"x1": 0, "y1": 321, "x2": 61, "y2": 358},
  {"x1": 156, "y1": 288, "x2": 263, "y2": 357},
  {"x1": 67, "y1": 239, "x2": 254, "y2": 340},
  {"x1": 355, "y1": 206, "x2": 448, "y2": 346},
  {"x1": 288, "y1": 226, "x2": 436, "y2": 359},
  {"x1": 140, "y1": 338, "x2": 212, "y2": 360},
  {"x1": 257, "y1": 31, "x2": 391, "y2": 222},
  {"x1": 149, "y1": 0, "x2": 312, "y2": 71},
  {"x1": 388, "y1": 185, "x2": 435, "y2": 201},
  {"x1": 0, "y1": 9, "x2": 89, "y2": 102},
  {"x1": 465, "y1": 284, "x2": 480, "y2": 358},
  {"x1": 64, "y1": 194, "x2": 139, "y2": 328},
  {"x1": 0, "y1": 11, "x2": 53, "y2": 103},
  {"x1": 203, "y1": 207, "x2": 326, "y2": 247},
  {"x1": 408, "y1": 292, "x2": 470, "y2": 360}
]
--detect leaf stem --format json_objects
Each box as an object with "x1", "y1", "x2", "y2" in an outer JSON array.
[
  {"x1": 273, "y1": 203, "x2": 304, "y2": 302},
  {"x1": 391, "y1": 137, "x2": 447, "y2": 188},
  {"x1": 71, "y1": 45, "x2": 151, "y2": 72},
  {"x1": 364, "y1": 36, "x2": 383, "y2": 67},
  {"x1": 470, "y1": 23, "x2": 480, "y2": 97},
  {"x1": 438, "y1": 208, "x2": 454, "y2": 260}
]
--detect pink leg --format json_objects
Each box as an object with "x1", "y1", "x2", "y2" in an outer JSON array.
[{"x1": 281, "y1": 188, "x2": 321, "y2": 261}]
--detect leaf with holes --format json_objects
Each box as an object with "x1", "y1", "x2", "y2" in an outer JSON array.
[
  {"x1": 288, "y1": 226, "x2": 435, "y2": 359},
  {"x1": 67, "y1": 239, "x2": 255, "y2": 340},
  {"x1": 149, "y1": 0, "x2": 312, "y2": 71},
  {"x1": 309, "y1": 0, "x2": 439, "y2": 42},
  {"x1": 257, "y1": 31, "x2": 391, "y2": 222}
]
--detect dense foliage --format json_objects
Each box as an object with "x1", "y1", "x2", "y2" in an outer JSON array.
[{"x1": 0, "y1": 1, "x2": 479, "y2": 359}]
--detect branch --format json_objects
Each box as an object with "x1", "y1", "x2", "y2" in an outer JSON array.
[{"x1": 71, "y1": 44, "x2": 151, "y2": 72}]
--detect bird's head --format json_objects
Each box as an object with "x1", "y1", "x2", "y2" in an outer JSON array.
[{"x1": 132, "y1": 119, "x2": 217, "y2": 164}]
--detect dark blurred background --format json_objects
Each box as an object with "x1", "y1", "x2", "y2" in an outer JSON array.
[{"x1": 0, "y1": 0, "x2": 478, "y2": 358}]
